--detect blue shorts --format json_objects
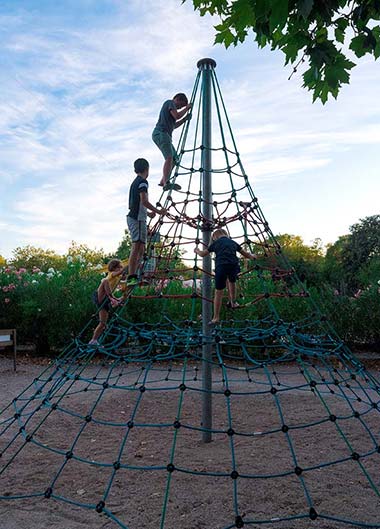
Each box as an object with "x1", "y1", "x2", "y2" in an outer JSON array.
[
  {"x1": 127, "y1": 216, "x2": 147, "y2": 244},
  {"x1": 214, "y1": 264, "x2": 240, "y2": 290},
  {"x1": 152, "y1": 128, "x2": 177, "y2": 161}
]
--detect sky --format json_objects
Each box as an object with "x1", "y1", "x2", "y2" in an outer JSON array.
[{"x1": 0, "y1": 0, "x2": 379, "y2": 260}]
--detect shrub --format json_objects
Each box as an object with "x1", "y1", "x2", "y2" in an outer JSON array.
[
  {"x1": 1, "y1": 257, "x2": 379, "y2": 355},
  {"x1": 0, "y1": 260, "x2": 100, "y2": 354}
]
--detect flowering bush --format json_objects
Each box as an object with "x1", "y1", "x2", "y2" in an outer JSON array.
[
  {"x1": 1, "y1": 250, "x2": 380, "y2": 355},
  {"x1": 0, "y1": 260, "x2": 100, "y2": 354}
]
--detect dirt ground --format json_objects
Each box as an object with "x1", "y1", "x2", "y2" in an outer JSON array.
[{"x1": 0, "y1": 353, "x2": 380, "y2": 529}]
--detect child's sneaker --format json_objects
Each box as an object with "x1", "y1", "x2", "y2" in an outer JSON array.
[
  {"x1": 126, "y1": 275, "x2": 139, "y2": 287},
  {"x1": 163, "y1": 182, "x2": 181, "y2": 191},
  {"x1": 88, "y1": 339, "x2": 99, "y2": 346}
]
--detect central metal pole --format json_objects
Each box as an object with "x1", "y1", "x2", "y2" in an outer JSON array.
[{"x1": 198, "y1": 58, "x2": 216, "y2": 443}]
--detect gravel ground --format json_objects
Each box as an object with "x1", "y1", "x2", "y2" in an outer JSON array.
[{"x1": 0, "y1": 353, "x2": 380, "y2": 529}]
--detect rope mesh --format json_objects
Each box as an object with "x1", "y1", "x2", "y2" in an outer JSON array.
[{"x1": 1, "y1": 63, "x2": 380, "y2": 529}]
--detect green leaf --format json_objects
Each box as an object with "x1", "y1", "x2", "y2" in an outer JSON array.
[
  {"x1": 214, "y1": 32, "x2": 225, "y2": 45},
  {"x1": 238, "y1": 29, "x2": 248, "y2": 43},
  {"x1": 335, "y1": 17, "x2": 349, "y2": 32},
  {"x1": 350, "y1": 34, "x2": 369, "y2": 58},
  {"x1": 214, "y1": 23, "x2": 225, "y2": 31},
  {"x1": 297, "y1": 0, "x2": 314, "y2": 20},
  {"x1": 229, "y1": 0, "x2": 254, "y2": 32},
  {"x1": 370, "y1": 26, "x2": 380, "y2": 59},
  {"x1": 375, "y1": 43, "x2": 380, "y2": 60},
  {"x1": 341, "y1": 57, "x2": 355, "y2": 71},
  {"x1": 215, "y1": 27, "x2": 236, "y2": 48},
  {"x1": 302, "y1": 66, "x2": 317, "y2": 88},
  {"x1": 312, "y1": 80, "x2": 330, "y2": 104},
  {"x1": 334, "y1": 27, "x2": 344, "y2": 44},
  {"x1": 269, "y1": 0, "x2": 289, "y2": 31},
  {"x1": 282, "y1": 40, "x2": 301, "y2": 64},
  {"x1": 325, "y1": 64, "x2": 340, "y2": 89},
  {"x1": 316, "y1": 26, "x2": 328, "y2": 43},
  {"x1": 259, "y1": 34, "x2": 268, "y2": 47},
  {"x1": 320, "y1": 84, "x2": 329, "y2": 104},
  {"x1": 372, "y1": 26, "x2": 380, "y2": 39},
  {"x1": 254, "y1": 0, "x2": 270, "y2": 21},
  {"x1": 271, "y1": 27, "x2": 285, "y2": 46},
  {"x1": 330, "y1": 85, "x2": 339, "y2": 100}
]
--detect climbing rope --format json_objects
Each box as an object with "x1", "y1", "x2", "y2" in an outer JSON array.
[{"x1": 1, "y1": 62, "x2": 380, "y2": 529}]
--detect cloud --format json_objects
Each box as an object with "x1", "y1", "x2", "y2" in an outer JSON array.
[{"x1": 1, "y1": 0, "x2": 380, "y2": 259}]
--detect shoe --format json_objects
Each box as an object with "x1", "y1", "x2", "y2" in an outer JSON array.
[
  {"x1": 227, "y1": 301, "x2": 239, "y2": 309},
  {"x1": 88, "y1": 339, "x2": 99, "y2": 346},
  {"x1": 126, "y1": 276, "x2": 139, "y2": 287},
  {"x1": 163, "y1": 182, "x2": 181, "y2": 191}
]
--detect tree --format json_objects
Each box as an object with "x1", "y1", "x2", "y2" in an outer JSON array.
[
  {"x1": 186, "y1": 0, "x2": 380, "y2": 103},
  {"x1": 358, "y1": 255, "x2": 380, "y2": 287},
  {"x1": 66, "y1": 241, "x2": 106, "y2": 266},
  {"x1": 274, "y1": 233, "x2": 324, "y2": 285},
  {"x1": 115, "y1": 232, "x2": 132, "y2": 260},
  {"x1": 10, "y1": 246, "x2": 65, "y2": 271},
  {"x1": 342, "y1": 214, "x2": 380, "y2": 289},
  {"x1": 324, "y1": 234, "x2": 350, "y2": 291}
]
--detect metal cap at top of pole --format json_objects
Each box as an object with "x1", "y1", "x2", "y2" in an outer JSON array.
[{"x1": 197, "y1": 58, "x2": 217, "y2": 69}]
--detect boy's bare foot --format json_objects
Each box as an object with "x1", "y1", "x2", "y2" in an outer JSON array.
[{"x1": 209, "y1": 319, "x2": 220, "y2": 326}]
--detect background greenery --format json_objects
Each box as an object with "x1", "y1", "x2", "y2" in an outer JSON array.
[{"x1": 0, "y1": 215, "x2": 379, "y2": 355}]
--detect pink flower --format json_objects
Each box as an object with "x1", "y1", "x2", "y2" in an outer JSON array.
[
  {"x1": 18, "y1": 268, "x2": 27, "y2": 274},
  {"x1": 4, "y1": 298, "x2": 10, "y2": 304},
  {"x1": 2, "y1": 286, "x2": 8, "y2": 292},
  {"x1": 4, "y1": 268, "x2": 12, "y2": 274}
]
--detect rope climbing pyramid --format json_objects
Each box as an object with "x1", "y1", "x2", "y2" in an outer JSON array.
[{"x1": 1, "y1": 59, "x2": 379, "y2": 529}]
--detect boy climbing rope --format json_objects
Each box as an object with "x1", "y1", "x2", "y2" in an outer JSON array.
[
  {"x1": 126, "y1": 158, "x2": 166, "y2": 286},
  {"x1": 89, "y1": 259, "x2": 124, "y2": 345},
  {"x1": 152, "y1": 93, "x2": 192, "y2": 191},
  {"x1": 195, "y1": 228, "x2": 257, "y2": 324}
]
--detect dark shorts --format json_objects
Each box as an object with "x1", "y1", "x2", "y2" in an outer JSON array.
[
  {"x1": 214, "y1": 264, "x2": 240, "y2": 290},
  {"x1": 92, "y1": 290, "x2": 111, "y2": 312}
]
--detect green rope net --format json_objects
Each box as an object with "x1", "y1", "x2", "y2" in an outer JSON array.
[{"x1": 1, "y1": 60, "x2": 379, "y2": 529}]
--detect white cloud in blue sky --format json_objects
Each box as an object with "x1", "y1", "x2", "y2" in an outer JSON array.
[{"x1": 0, "y1": 0, "x2": 379, "y2": 259}]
